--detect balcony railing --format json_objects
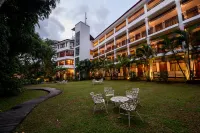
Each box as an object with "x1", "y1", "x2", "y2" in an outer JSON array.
[
  {"x1": 128, "y1": 8, "x2": 144, "y2": 24},
  {"x1": 116, "y1": 40, "x2": 127, "y2": 49},
  {"x1": 93, "y1": 53, "x2": 99, "y2": 58},
  {"x1": 116, "y1": 21, "x2": 126, "y2": 32},
  {"x1": 149, "y1": 15, "x2": 178, "y2": 34},
  {"x1": 183, "y1": 6, "x2": 200, "y2": 20},
  {"x1": 147, "y1": 0, "x2": 164, "y2": 11},
  {"x1": 106, "y1": 30, "x2": 114, "y2": 39},
  {"x1": 99, "y1": 50, "x2": 105, "y2": 55},
  {"x1": 106, "y1": 45, "x2": 115, "y2": 53}
]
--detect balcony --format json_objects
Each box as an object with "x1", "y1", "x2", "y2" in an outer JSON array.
[
  {"x1": 116, "y1": 21, "x2": 126, "y2": 32},
  {"x1": 147, "y1": 0, "x2": 164, "y2": 11},
  {"x1": 129, "y1": 24, "x2": 146, "y2": 43},
  {"x1": 182, "y1": 0, "x2": 200, "y2": 21},
  {"x1": 106, "y1": 54, "x2": 114, "y2": 62},
  {"x1": 106, "y1": 41, "x2": 115, "y2": 53},
  {"x1": 93, "y1": 41, "x2": 98, "y2": 47},
  {"x1": 106, "y1": 30, "x2": 114, "y2": 39},
  {"x1": 128, "y1": 7, "x2": 144, "y2": 24},
  {"x1": 116, "y1": 49, "x2": 128, "y2": 57},
  {"x1": 99, "y1": 36, "x2": 105, "y2": 44},
  {"x1": 149, "y1": 7, "x2": 178, "y2": 35},
  {"x1": 99, "y1": 49, "x2": 105, "y2": 56},
  {"x1": 93, "y1": 53, "x2": 99, "y2": 58},
  {"x1": 116, "y1": 34, "x2": 127, "y2": 49}
]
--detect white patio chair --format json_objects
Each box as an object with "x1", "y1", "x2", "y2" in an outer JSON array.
[
  {"x1": 90, "y1": 92, "x2": 108, "y2": 114},
  {"x1": 119, "y1": 95, "x2": 143, "y2": 127},
  {"x1": 126, "y1": 88, "x2": 139, "y2": 101},
  {"x1": 104, "y1": 87, "x2": 114, "y2": 105},
  {"x1": 99, "y1": 78, "x2": 104, "y2": 84}
]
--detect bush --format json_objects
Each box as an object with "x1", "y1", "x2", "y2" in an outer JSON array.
[
  {"x1": 158, "y1": 71, "x2": 168, "y2": 82},
  {"x1": 129, "y1": 72, "x2": 137, "y2": 81},
  {"x1": 0, "y1": 78, "x2": 23, "y2": 96}
]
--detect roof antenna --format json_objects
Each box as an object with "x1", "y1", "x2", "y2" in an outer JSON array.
[{"x1": 85, "y1": 12, "x2": 87, "y2": 25}]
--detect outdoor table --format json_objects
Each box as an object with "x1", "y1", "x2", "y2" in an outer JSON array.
[{"x1": 110, "y1": 96, "x2": 129, "y2": 105}]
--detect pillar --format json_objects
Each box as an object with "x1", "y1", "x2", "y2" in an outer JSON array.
[{"x1": 175, "y1": 0, "x2": 184, "y2": 30}]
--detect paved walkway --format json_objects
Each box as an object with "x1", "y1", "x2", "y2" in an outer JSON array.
[{"x1": 0, "y1": 88, "x2": 62, "y2": 133}]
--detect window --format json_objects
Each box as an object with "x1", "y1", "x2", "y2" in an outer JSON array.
[
  {"x1": 60, "y1": 43, "x2": 65, "y2": 48},
  {"x1": 60, "y1": 52, "x2": 65, "y2": 57},
  {"x1": 59, "y1": 60, "x2": 65, "y2": 66},
  {"x1": 57, "y1": 45, "x2": 59, "y2": 49},
  {"x1": 75, "y1": 47, "x2": 80, "y2": 56},
  {"x1": 170, "y1": 62, "x2": 187, "y2": 71},
  {"x1": 65, "y1": 60, "x2": 74, "y2": 65},
  {"x1": 70, "y1": 43, "x2": 74, "y2": 49},
  {"x1": 66, "y1": 50, "x2": 74, "y2": 56},
  {"x1": 75, "y1": 32, "x2": 80, "y2": 46}
]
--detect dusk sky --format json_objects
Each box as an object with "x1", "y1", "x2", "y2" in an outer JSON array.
[{"x1": 36, "y1": 0, "x2": 139, "y2": 41}]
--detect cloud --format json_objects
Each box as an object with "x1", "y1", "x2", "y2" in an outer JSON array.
[
  {"x1": 36, "y1": 16, "x2": 65, "y2": 40},
  {"x1": 35, "y1": 0, "x2": 111, "y2": 41}
]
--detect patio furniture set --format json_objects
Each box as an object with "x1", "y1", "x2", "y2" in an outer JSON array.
[{"x1": 90, "y1": 87, "x2": 143, "y2": 127}]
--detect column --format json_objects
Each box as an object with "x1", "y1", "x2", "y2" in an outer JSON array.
[
  {"x1": 175, "y1": 0, "x2": 184, "y2": 30},
  {"x1": 104, "y1": 43, "x2": 107, "y2": 58},
  {"x1": 145, "y1": 18, "x2": 150, "y2": 45}
]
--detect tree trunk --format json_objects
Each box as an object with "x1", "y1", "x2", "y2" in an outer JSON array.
[{"x1": 0, "y1": 0, "x2": 6, "y2": 8}]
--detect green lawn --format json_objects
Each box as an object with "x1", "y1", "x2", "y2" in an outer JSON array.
[
  {"x1": 14, "y1": 81, "x2": 200, "y2": 133},
  {"x1": 0, "y1": 89, "x2": 47, "y2": 112}
]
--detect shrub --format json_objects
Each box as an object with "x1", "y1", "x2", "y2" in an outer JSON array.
[{"x1": 0, "y1": 78, "x2": 23, "y2": 96}]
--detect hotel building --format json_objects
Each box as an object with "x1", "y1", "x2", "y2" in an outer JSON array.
[
  {"x1": 56, "y1": 0, "x2": 200, "y2": 80},
  {"x1": 55, "y1": 39, "x2": 75, "y2": 79}
]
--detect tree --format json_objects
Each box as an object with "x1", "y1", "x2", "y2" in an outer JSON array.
[
  {"x1": 116, "y1": 55, "x2": 130, "y2": 79},
  {"x1": 136, "y1": 44, "x2": 155, "y2": 81},
  {"x1": 0, "y1": 0, "x2": 59, "y2": 95},
  {"x1": 159, "y1": 25, "x2": 200, "y2": 81}
]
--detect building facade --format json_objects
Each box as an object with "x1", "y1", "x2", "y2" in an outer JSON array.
[
  {"x1": 55, "y1": 0, "x2": 200, "y2": 80},
  {"x1": 55, "y1": 39, "x2": 75, "y2": 80},
  {"x1": 90, "y1": 0, "x2": 200, "y2": 80}
]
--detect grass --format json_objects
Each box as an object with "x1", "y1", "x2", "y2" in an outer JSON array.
[
  {"x1": 12, "y1": 81, "x2": 200, "y2": 133},
  {"x1": 0, "y1": 89, "x2": 47, "y2": 112}
]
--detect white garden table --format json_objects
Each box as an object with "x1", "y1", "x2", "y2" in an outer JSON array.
[{"x1": 110, "y1": 96, "x2": 129, "y2": 105}]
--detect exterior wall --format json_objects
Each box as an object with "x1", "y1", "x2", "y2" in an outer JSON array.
[
  {"x1": 55, "y1": 39, "x2": 75, "y2": 71},
  {"x1": 91, "y1": 0, "x2": 200, "y2": 60},
  {"x1": 89, "y1": 0, "x2": 200, "y2": 80},
  {"x1": 74, "y1": 22, "x2": 92, "y2": 65}
]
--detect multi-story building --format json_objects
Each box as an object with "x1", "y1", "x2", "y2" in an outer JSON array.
[
  {"x1": 72, "y1": 21, "x2": 94, "y2": 66},
  {"x1": 55, "y1": 39, "x2": 75, "y2": 79},
  {"x1": 55, "y1": 0, "x2": 200, "y2": 80},
  {"x1": 89, "y1": 0, "x2": 200, "y2": 80}
]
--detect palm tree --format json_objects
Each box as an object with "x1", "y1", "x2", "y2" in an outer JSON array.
[
  {"x1": 160, "y1": 25, "x2": 200, "y2": 81},
  {"x1": 76, "y1": 59, "x2": 92, "y2": 80},
  {"x1": 173, "y1": 26, "x2": 200, "y2": 81},
  {"x1": 116, "y1": 55, "x2": 131, "y2": 79},
  {"x1": 136, "y1": 44, "x2": 155, "y2": 81}
]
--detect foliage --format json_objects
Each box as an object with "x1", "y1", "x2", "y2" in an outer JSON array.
[
  {"x1": 160, "y1": 25, "x2": 200, "y2": 81},
  {"x1": 116, "y1": 55, "x2": 130, "y2": 79},
  {"x1": 129, "y1": 71, "x2": 137, "y2": 81},
  {"x1": 136, "y1": 44, "x2": 155, "y2": 81},
  {"x1": 0, "y1": 0, "x2": 59, "y2": 96}
]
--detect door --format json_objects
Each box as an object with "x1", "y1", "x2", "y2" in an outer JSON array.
[{"x1": 159, "y1": 62, "x2": 167, "y2": 72}]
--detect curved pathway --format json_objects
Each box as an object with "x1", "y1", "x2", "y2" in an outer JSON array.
[{"x1": 0, "y1": 88, "x2": 62, "y2": 133}]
